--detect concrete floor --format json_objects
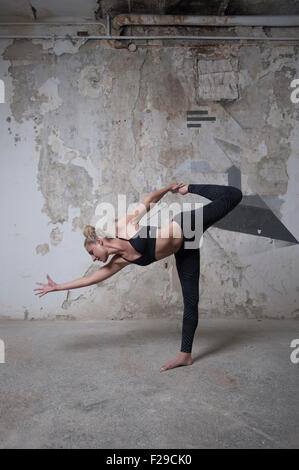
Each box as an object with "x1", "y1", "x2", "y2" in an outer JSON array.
[{"x1": 0, "y1": 318, "x2": 298, "y2": 449}]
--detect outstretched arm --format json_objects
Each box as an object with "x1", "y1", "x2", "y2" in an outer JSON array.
[
  {"x1": 126, "y1": 182, "x2": 185, "y2": 225},
  {"x1": 146, "y1": 182, "x2": 185, "y2": 203},
  {"x1": 34, "y1": 255, "x2": 128, "y2": 298}
]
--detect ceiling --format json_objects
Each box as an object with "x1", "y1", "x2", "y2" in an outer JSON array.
[{"x1": 1, "y1": 0, "x2": 299, "y2": 22}]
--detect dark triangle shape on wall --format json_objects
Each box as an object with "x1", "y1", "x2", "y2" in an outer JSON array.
[{"x1": 213, "y1": 196, "x2": 298, "y2": 244}]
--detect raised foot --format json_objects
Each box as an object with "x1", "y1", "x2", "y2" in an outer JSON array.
[
  {"x1": 178, "y1": 184, "x2": 189, "y2": 196},
  {"x1": 160, "y1": 352, "x2": 193, "y2": 372}
]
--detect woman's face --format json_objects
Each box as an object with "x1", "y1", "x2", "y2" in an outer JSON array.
[{"x1": 86, "y1": 239, "x2": 109, "y2": 263}]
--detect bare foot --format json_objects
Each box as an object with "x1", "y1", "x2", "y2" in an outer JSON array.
[
  {"x1": 160, "y1": 352, "x2": 193, "y2": 372},
  {"x1": 178, "y1": 184, "x2": 189, "y2": 196}
]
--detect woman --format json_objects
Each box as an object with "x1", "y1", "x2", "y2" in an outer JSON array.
[{"x1": 34, "y1": 182, "x2": 243, "y2": 372}]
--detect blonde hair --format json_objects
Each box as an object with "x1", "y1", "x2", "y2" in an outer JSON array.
[
  {"x1": 83, "y1": 218, "x2": 117, "y2": 247},
  {"x1": 83, "y1": 225, "x2": 97, "y2": 247}
]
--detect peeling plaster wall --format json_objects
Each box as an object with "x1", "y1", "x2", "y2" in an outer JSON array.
[{"x1": 0, "y1": 36, "x2": 298, "y2": 321}]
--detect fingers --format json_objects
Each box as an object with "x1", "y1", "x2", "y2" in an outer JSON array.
[
  {"x1": 171, "y1": 182, "x2": 185, "y2": 192},
  {"x1": 35, "y1": 291, "x2": 46, "y2": 297},
  {"x1": 34, "y1": 276, "x2": 50, "y2": 297},
  {"x1": 33, "y1": 287, "x2": 47, "y2": 297},
  {"x1": 47, "y1": 274, "x2": 55, "y2": 286}
]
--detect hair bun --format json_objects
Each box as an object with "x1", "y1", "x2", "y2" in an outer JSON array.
[{"x1": 83, "y1": 225, "x2": 96, "y2": 241}]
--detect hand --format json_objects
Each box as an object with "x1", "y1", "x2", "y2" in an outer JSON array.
[
  {"x1": 169, "y1": 182, "x2": 185, "y2": 193},
  {"x1": 34, "y1": 274, "x2": 57, "y2": 298}
]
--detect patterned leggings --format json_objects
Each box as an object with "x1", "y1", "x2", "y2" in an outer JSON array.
[{"x1": 172, "y1": 184, "x2": 243, "y2": 353}]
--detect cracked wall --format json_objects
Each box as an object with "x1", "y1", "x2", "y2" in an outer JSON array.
[{"x1": 0, "y1": 36, "x2": 298, "y2": 321}]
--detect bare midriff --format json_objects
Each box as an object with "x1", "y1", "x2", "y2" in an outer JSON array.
[{"x1": 116, "y1": 219, "x2": 184, "y2": 262}]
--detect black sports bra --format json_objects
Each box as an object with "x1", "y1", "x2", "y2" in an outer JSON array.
[{"x1": 116, "y1": 225, "x2": 158, "y2": 266}]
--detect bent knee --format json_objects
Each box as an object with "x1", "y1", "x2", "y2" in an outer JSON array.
[
  {"x1": 229, "y1": 186, "x2": 243, "y2": 203},
  {"x1": 226, "y1": 187, "x2": 243, "y2": 208}
]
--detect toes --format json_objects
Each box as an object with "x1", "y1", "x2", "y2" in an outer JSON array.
[
  {"x1": 160, "y1": 357, "x2": 192, "y2": 372},
  {"x1": 160, "y1": 361, "x2": 176, "y2": 371}
]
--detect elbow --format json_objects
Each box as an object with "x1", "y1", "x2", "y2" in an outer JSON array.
[{"x1": 144, "y1": 195, "x2": 153, "y2": 204}]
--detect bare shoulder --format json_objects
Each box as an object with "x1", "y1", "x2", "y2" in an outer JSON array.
[
  {"x1": 116, "y1": 214, "x2": 135, "y2": 228},
  {"x1": 117, "y1": 199, "x2": 150, "y2": 228},
  {"x1": 115, "y1": 215, "x2": 125, "y2": 231},
  {"x1": 109, "y1": 254, "x2": 131, "y2": 268},
  {"x1": 115, "y1": 216, "x2": 139, "y2": 238}
]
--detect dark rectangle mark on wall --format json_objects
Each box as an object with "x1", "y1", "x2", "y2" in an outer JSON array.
[
  {"x1": 187, "y1": 117, "x2": 216, "y2": 122},
  {"x1": 187, "y1": 110, "x2": 209, "y2": 115}
]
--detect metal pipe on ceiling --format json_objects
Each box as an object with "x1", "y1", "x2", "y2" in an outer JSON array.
[
  {"x1": 0, "y1": 35, "x2": 298, "y2": 41},
  {"x1": 0, "y1": 14, "x2": 299, "y2": 41},
  {"x1": 0, "y1": 22, "x2": 106, "y2": 25},
  {"x1": 112, "y1": 14, "x2": 299, "y2": 28},
  {"x1": 0, "y1": 21, "x2": 107, "y2": 33}
]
